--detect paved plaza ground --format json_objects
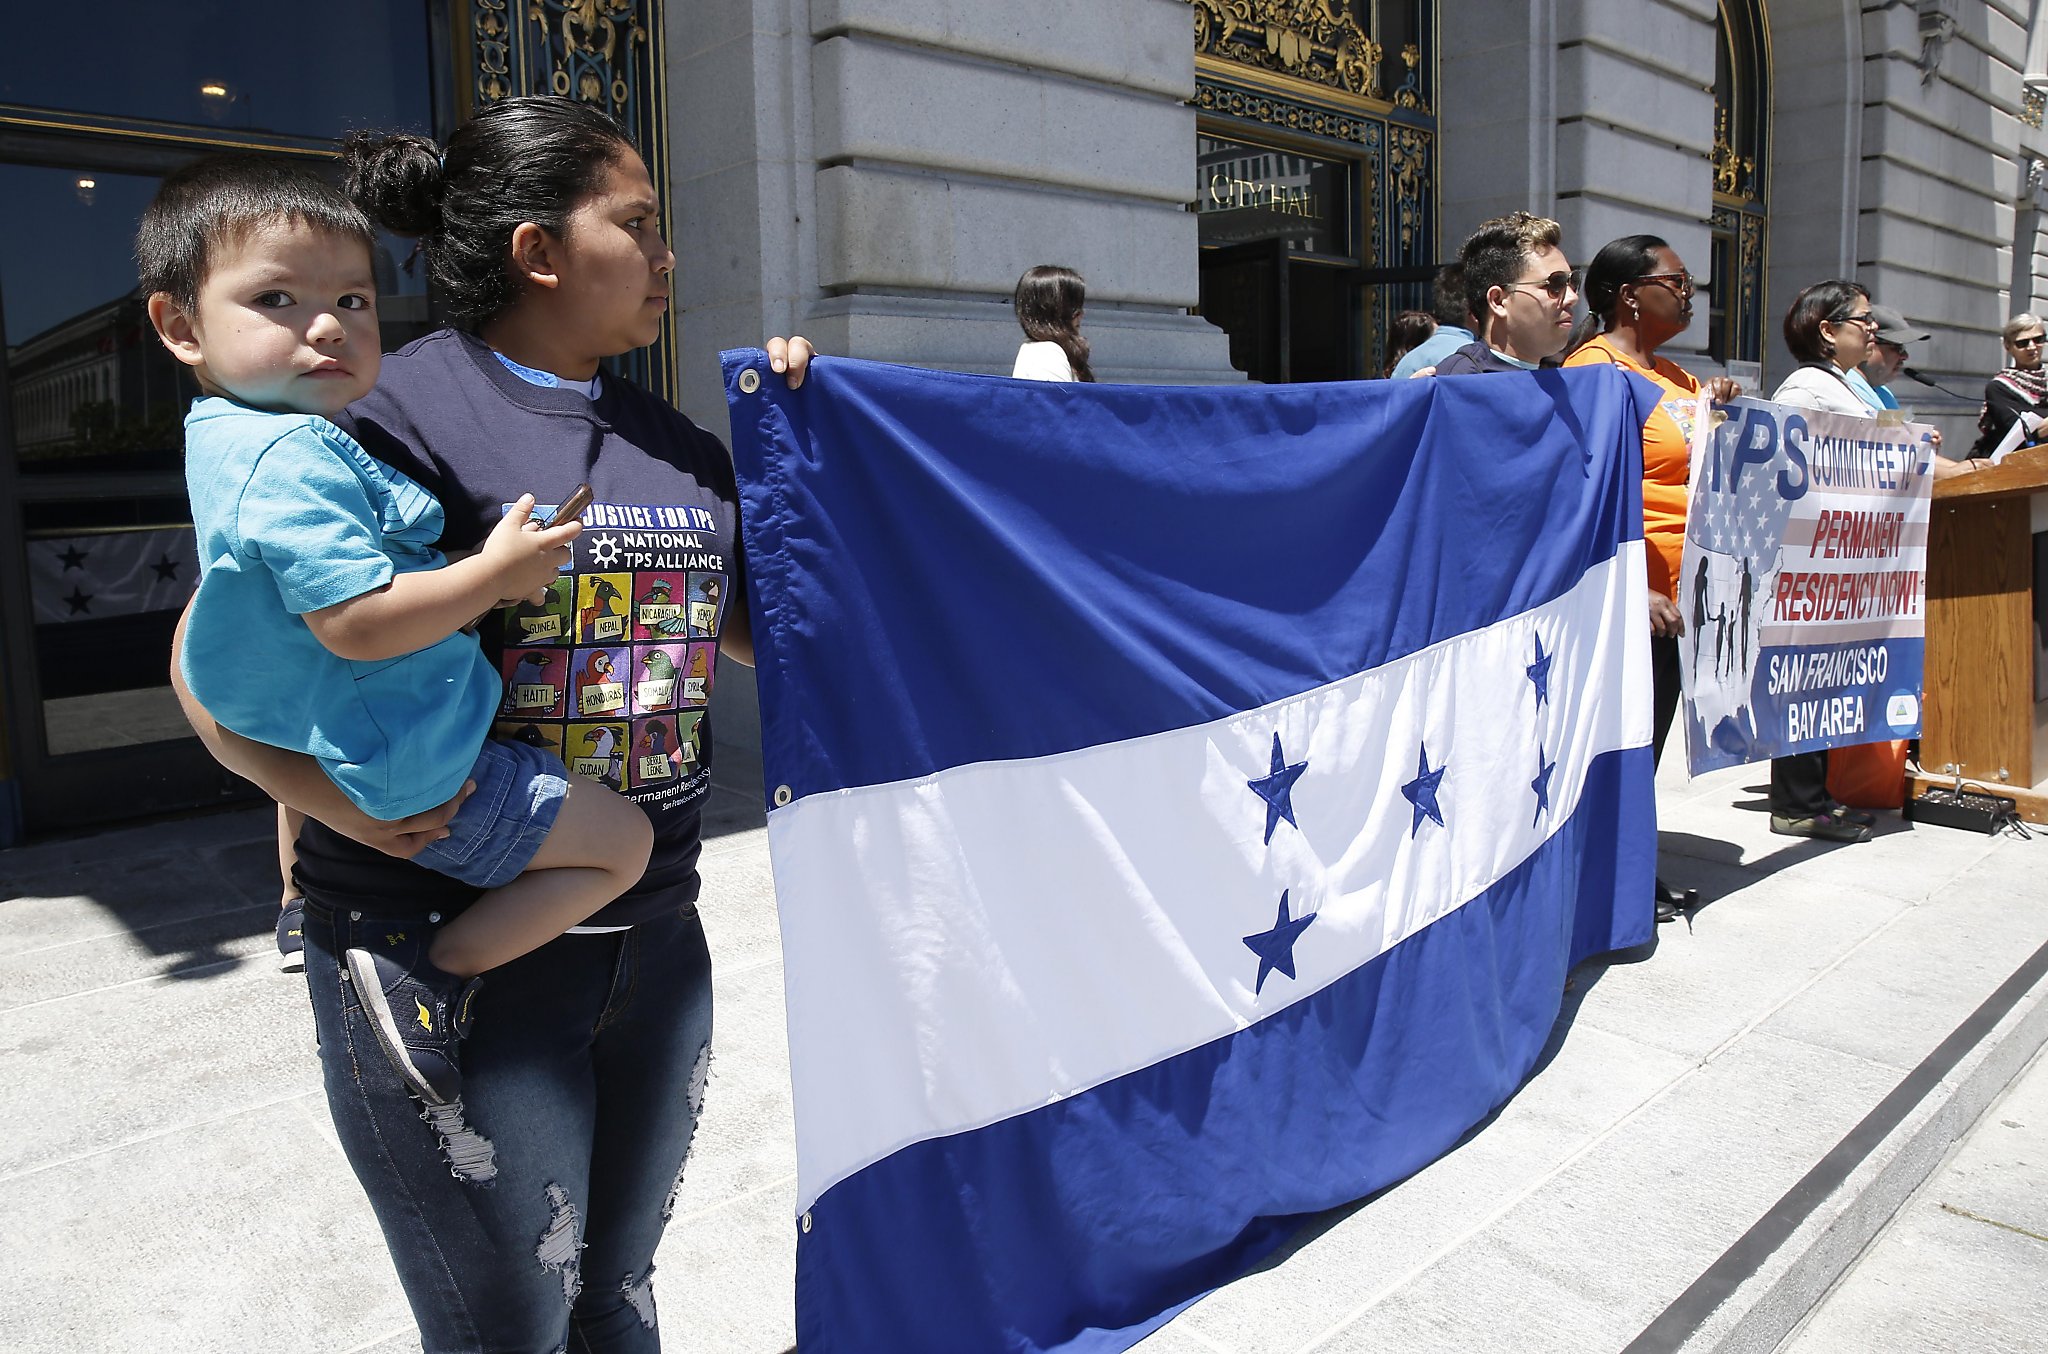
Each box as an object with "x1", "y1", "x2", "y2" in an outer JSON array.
[{"x1": 1, "y1": 752, "x2": 2044, "y2": 1352}]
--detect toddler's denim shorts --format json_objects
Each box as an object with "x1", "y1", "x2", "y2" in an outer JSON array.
[{"x1": 412, "y1": 738, "x2": 571, "y2": 889}]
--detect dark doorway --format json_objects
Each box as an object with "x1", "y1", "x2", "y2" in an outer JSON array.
[{"x1": 1194, "y1": 131, "x2": 1366, "y2": 384}]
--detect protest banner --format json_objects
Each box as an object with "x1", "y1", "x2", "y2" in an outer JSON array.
[{"x1": 1681, "y1": 397, "x2": 1935, "y2": 774}]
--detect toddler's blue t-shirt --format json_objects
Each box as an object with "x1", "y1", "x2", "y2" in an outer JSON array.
[{"x1": 180, "y1": 397, "x2": 502, "y2": 819}]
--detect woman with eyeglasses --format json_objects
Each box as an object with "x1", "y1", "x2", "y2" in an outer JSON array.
[
  {"x1": 1764, "y1": 280, "x2": 1889, "y2": 842},
  {"x1": 1972, "y1": 313, "x2": 2048, "y2": 457},
  {"x1": 1563, "y1": 236, "x2": 1736, "y2": 918}
]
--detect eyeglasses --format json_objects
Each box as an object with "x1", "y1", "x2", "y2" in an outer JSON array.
[
  {"x1": 2012, "y1": 334, "x2": 2046, "y2": 349},
  {"x1": 1506, "y1": 270, "x2": 1578, "y2": 300},
  {"x1": 1827, "y1": 311, "x2": 1878, "y2": 331},
  {"x1": 1635, "y1": 271, "x2": 1695, "y2": 298}
]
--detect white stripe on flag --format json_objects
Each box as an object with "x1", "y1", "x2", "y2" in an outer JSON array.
[{"x1": 772, "y1": 543, "x2": 1651, "y2": 1213}]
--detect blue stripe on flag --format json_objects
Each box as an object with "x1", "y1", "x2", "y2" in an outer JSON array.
[
  {"x1": 790, "y1": 743, "x2": 1655, "y2": 1354},
  {"x1": 724, "y1": 355, "x2": 1652, "y2": 801}
]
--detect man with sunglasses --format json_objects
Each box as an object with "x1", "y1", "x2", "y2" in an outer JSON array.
[{"x1": 1434, "y1": 211, "x2": 1578, "y2": 375}]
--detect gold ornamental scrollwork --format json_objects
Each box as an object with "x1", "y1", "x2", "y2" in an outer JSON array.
[
  {"x1": 1389, "y1": 125, "x2": 1429, "y2": 252},
  {"x1": 1188, "y1": 0, "x2": 1383, "y2": 100},
  {"x1": 1712, "y1": 106, "x2": 1756, "y2": 199},
  {"x1": 1392, "y1": 43, "x2": 1430, "y2": 115},
  {"x1": 474, "y1": 0, "x2": 514, "y2": 104},
  {"x1": 1737, "y1": 212, "x2": 1764, "y2": 318},
  {"x1": 529, "y1": 0, "x2": 646, "y2": 118}
]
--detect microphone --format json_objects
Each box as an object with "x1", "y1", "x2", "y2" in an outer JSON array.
[{"x1": 1902, "y1": 366, "x2": 1973, "y2": 399}]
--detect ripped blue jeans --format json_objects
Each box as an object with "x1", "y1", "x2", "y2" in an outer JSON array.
[{"x1": 303, "y1": 900, "x2": 714, "y2": 1353}]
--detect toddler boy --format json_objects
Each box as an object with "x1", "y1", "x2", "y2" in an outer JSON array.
[{"x1": 141, "y1": 157, "x2": 652, "y2": 1105}]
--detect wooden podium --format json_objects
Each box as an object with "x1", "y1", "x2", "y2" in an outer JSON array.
[{"x1": 1914, "y1": 446, "x2": 2048, "y2": 822}]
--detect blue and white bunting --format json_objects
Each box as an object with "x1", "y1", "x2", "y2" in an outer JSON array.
[{"x1": 723, "y1": 353, "x2": 1659, "y2": 1354}]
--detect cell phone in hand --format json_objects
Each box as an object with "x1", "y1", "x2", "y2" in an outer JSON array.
[
  {"x1": 545, "y1": 482, "x2": 594, "y2": 527},
  {"x1": 464, "y1": 484, "x2": 593, "y2": 632}
]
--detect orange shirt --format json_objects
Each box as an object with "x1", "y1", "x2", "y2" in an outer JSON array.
[{"x1": 1563, "y1": 336, "x2": 1701, "y2": 600}]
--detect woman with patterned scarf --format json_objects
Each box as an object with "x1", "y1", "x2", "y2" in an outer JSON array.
[{"x1": 1973, "y1": 312, "x2": 2048, "y2": 457}]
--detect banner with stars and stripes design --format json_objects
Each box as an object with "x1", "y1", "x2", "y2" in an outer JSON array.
[
  {"x1": 1679, "y1": 398, "x2": 1933, "y2": 773},
  {"x1": 722, "y1": 351, "x2": 1660, "y2": 1354}
]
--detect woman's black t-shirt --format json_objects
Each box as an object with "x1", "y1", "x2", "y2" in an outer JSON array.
[{"x1": 292, "y1": 329, "x2": 743, "y2": 926}]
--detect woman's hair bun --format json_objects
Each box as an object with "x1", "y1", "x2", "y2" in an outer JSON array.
[{"x1": 340, "y1": 130, "x2": 444, "y2": 237}]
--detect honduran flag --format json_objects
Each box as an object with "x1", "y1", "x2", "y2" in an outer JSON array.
[{"x1": 721, "y1": 351, "x2": 1659, "y2": 1353}]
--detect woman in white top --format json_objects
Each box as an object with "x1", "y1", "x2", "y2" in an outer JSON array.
[
  {"x1": 1766, "y1": 281, "x2": 1888, "y2": 843},
  {"x1": 1012, "y1": 264, "x2": 1095, "y2": 382}
]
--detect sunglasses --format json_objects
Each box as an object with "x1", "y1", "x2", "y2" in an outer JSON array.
[
  {"x1": 1827, "y1": 311, "x2": 1878, "y2": 331},
  {"x1": 1506, "y1": 270, "x2": 1578, "y2": 300},
  {"x1": 1634, "y1": 271, "x2": 1695, "y2": 299},
  {"x1": 2012, "y1": 335, "x2": 2046, "y2": 349}
]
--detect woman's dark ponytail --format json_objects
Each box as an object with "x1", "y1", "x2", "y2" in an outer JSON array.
[
  {"x1": 340, "y1": 97, "x2": 635, "y2": 328},
  {"x1": 341, "y1": 130, "x2": 444, "y2": 239}
]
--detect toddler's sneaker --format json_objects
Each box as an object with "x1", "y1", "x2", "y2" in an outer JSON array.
[
  {"x1": 344, "y1": 936, "x2": 481, "y2": 1105},
  {"x1": 276, "y1": 898, "x2": 306, "y2": 973}
]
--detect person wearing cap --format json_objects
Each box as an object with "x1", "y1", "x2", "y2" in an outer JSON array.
[
  {"x1": 1859, "y1": 304, "x2": 1927, "y2": 410},
  {"x1": 1846, "y1": 302, "x2": 1976, "y2": 477}
]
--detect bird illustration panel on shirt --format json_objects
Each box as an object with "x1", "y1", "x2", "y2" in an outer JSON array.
[
  {"x1": 631, "y1": 570, "x2": 692, "y2": 639},
  {"x1": 564, "y1": 720, "x2": 628, "y2": 790},
  {"x1": 503, "y1": 576, "x2": 573, "y2": 646},
  {"x1": 576, "y1": 572, "x2": 632, "y2": 645}
]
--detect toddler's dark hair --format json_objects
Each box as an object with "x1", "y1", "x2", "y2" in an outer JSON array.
[
  {"x1": 343, "y1": 96, "x2": 636, "y2": 328},
  {"x1": 135, "y1": 156, "x2": 375, "y2": 313}
]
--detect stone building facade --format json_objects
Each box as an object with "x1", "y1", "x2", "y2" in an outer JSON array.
[
  {"x1": 667, "y1": 0, "x2": 2048, "y2": 453},
  {"x1": 663, "y1": 0, "x2": 2048, "y2": 763}
]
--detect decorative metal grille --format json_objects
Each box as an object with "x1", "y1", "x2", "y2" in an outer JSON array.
[
  {"x1": 1188, "y1": 1, "x2": 1438, "y2": 377},
  {"x1": 1711, "y1": 0, "x2": 1768, "y2": 365},
  {"x1": 463, "y1": 0, "x2": 675, "y2": 400}
]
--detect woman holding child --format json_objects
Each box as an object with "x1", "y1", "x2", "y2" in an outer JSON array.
[{"x1": 166, "y1": 97, "x2": 808, "y2": 1350}]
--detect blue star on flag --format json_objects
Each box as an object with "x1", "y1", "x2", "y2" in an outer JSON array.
[
  {"x1": 1402, "y1": 743, "x2": 1446, "y2": 836},
  {"x1": 1242, "y1": 889, "x2": 1316, "y2": 995},
  {"x1": 1527, "y1": 636, "x2": 1553, "y2": 707},
  {"x1": 1247, "y1": 732, "x2": 1308, "y2": 845},
  {"x1": 1531, "y1": 745, "x2": 1556, "y2": 826}
]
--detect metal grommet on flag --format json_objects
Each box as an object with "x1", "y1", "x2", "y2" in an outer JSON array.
[
  {"x1": 800, "y1": 1211, "x2": 812, "y2": 1234},
  {"x1": 739, "y1": 367, "x2": 762, "y2": 394},
  {"x1": 773, "y1": 784, "x2": 793, "y2": 807}
]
